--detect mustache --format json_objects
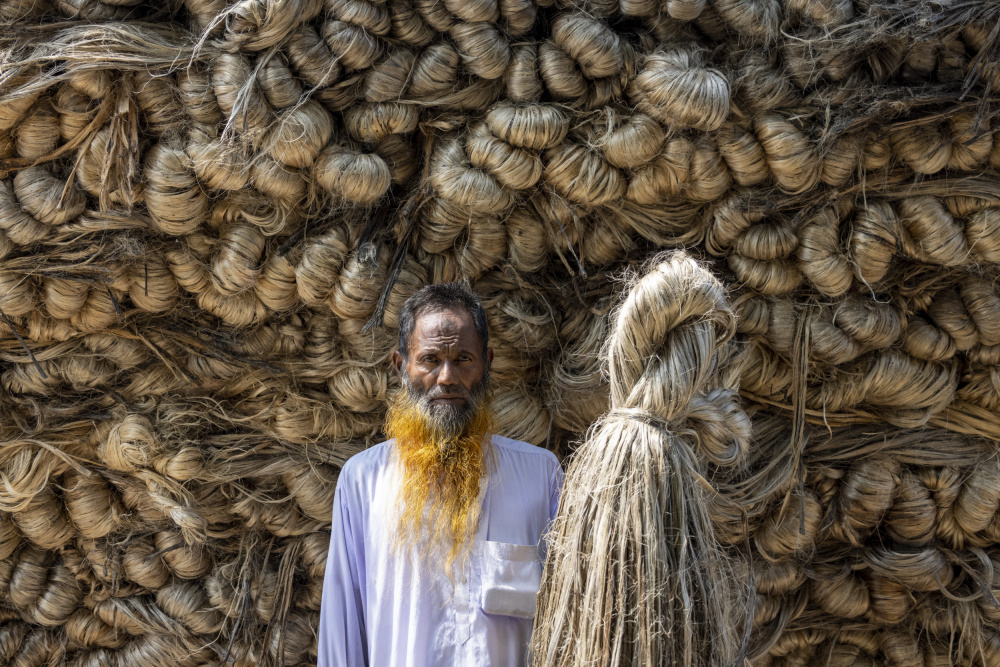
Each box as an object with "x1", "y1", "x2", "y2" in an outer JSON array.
[
  {"x1": 423, "y1": 384, "x2": 474, "y2": 400},
  {"x1": 399, "y1": 370, "x2": 491, "y2": 441}
]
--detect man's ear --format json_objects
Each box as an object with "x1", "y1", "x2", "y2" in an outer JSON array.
[
  {"x1": 392, "y1": 350, "x2": 404, "y2": 374},
  {"x1": 486, "y1": 347, "x2": 494, "y2": 366}
]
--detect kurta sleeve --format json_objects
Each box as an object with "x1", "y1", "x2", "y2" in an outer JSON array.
[
  {"x1": 318, "y1": 474, "x2": 368, "y2": 667},
  {"x1": 548, "y1": 462, "x2": 564, "y2": 523},
  {"x1": 540, "y1": 461, "x2": 565, "y2": 563}
]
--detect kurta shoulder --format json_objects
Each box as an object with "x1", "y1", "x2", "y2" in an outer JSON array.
[
  {"x1": 491, "y1": 435, "x2": 560, "y2": 468},
  {"x1": 339, "y1": 440, "x2": 394, "y2": 483}
]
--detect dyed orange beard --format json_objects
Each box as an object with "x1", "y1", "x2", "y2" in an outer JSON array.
[{"x1": 384, "y1": 387, "x2": 496, "y2": 573}]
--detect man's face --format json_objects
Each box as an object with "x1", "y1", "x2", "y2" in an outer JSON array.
[
  {"x1": 392, "y1": 308, "x2": 494, "y2": 436},
  {"x1": 387, "y1": 306, "x2": 496, "y2": 566}
]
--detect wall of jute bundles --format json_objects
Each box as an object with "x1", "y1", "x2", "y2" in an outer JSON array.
[{"x1": 1, "y1": 0, "x2": 1000, "y2": 664}]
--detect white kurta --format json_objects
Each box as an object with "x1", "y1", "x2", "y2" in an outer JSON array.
[{"x1": 317, "y1": 434, "x2": 564, "y2": 667}]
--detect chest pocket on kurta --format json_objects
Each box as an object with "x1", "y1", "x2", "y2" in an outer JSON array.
[{"x1": 477, "y1": 540, "x2": 542, "y2": 619}]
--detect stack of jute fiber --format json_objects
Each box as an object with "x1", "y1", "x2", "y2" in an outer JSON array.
[
  {"x1": 1, "y1": 0, "x2": 1000, "y2": 663},
  {"x1": 728, "y1": 419, "x2": 1000, "y2": 667},
  {"x1": 532, "y1": 259, "x2": 1000, "y2": 667}
]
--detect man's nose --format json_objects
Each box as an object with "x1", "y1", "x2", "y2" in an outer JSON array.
[{"x1": 438, "y1": 360, "x2": 456, "y2": 385}]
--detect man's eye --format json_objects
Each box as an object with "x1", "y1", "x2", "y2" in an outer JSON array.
[{"x1": 420, "y1": 356, "x2": 436, "y2": 363}]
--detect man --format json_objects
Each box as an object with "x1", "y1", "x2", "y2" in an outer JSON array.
[{"x1": 318, "y1": 283, "x2": 564, "y2": 667}]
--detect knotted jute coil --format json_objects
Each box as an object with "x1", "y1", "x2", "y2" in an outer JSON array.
[
  {"x1": 532, "y1": 252, "x2": 752, "y2": 667},
  {"x1": 734, "y1": 417, "x2": 1000, "y2": 666}
]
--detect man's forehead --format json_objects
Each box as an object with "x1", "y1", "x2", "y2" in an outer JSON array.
[{"x1": 412, "y1": 308, "x2": 480, "y2": 346}]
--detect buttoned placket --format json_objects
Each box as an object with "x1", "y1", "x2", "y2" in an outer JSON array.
[{"x1": 455, "y1": 474, "x2": 491, "y2": 653}]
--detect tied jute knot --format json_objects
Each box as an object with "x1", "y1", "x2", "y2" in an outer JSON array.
[
  {"x1": 604, "y1": 406, "x2": 672, "y2": 427},
  {"x1": 607, "y1": 252, "x2": 735, "y2": 415}
]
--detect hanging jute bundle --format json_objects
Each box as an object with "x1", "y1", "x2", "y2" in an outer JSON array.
[{"x1": 531, "y1": 251, "x2": 752, "y2": 667}]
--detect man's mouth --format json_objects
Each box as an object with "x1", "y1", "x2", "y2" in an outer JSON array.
[{"x1": 430, "y1": 395, "x2": 466, "y2": 405}]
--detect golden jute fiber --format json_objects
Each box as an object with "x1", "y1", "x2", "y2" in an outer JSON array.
[{"x1": 1, "y1": 0, "x2": 1000, "y2": 664}]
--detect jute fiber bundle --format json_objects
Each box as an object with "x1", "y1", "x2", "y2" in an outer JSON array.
[
  {"x1": 531, "y1": 252, "x2": 752, "y2": 667},
  {"x1": 2, "y1": 0, "x2": 1000, "y2": 663},
  {"x1": 731, "y1": 418, "x2": 1000, "y2": 667}
]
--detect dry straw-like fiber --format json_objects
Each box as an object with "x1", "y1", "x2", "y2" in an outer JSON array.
[
  {"x1": 531, "y1": 252, "x2": 752, "y2": 667},
  {"x1": 727, "y1": 417, "x2": 1000, "y2": 666},
  {"x1": 2, "y1": 0, "x2": 1000, "y2": 663}
]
